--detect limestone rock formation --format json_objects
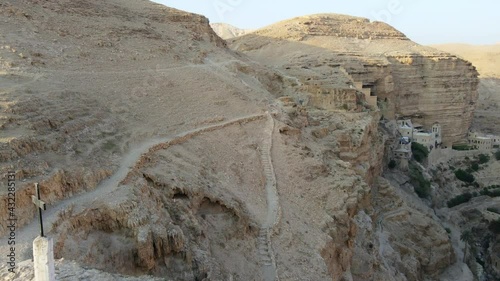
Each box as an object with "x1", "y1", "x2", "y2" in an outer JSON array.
[
  {"x1": 431, "y1": 44, "x2": 500, "y2": 135},
  {"x1": 229, "y1": 14, "x2": 480, "y2": 145},
  {"x1": 374, "y1": 179, "x2": 455, "y2": 280}
]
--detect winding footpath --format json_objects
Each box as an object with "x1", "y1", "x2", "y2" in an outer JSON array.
[
  {"x1": 0, "y1": 113, "x2": 266, "y2": 260},
  {"x1": 257, "y1": 113, "x2": 281, "y2": 281}
]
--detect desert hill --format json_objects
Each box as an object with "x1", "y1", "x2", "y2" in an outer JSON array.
[
  {"x1": 0, "y1": 0, "x2": 283, "y2": 279},
  {"x1": 0, "y1": 3, "x2": 495, "y2": 281},
  {"x1": 210, "y1": 23, "x2": 252, "y2": 39},
  {"x1": 228, "y1": 14, "x2": 479, "y2": 145}
]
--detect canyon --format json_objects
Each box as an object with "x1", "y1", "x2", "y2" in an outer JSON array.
[{"x1": 0, "y1": 1, "x2": 495, "y2": 281}]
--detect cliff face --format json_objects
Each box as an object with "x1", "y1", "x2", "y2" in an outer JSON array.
[
  {"x1": 431, "y1": 44, "x2": 500, "y2": 136},
  {"x1": 386, "y1": 55, "x2": 479, "y2": 144},
  {"x1": 228, "y1": 14, "x2": 480, "y2": 145}
]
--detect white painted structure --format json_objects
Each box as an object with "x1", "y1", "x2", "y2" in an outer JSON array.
[
  {"x1": 33, "y1": 236, "x2": 55, "y2": 281},
  {"x1": 396, "y1": 119, "x2": 442, "y2": 150}
]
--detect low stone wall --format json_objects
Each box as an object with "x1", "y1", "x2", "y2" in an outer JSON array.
[
  {"x1": 428, "y1": 148, "x2": 493, "y2": 165},
  {"x1": 477, "y1": 176, "x2": 500, "y2": 187}
]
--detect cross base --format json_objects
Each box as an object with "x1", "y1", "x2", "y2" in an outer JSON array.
[{"x1": 33, "y1": 236, "x2": 55, "y2": 281}]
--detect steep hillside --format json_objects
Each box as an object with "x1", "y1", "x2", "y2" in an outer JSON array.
[
  {"x1": 0, "y1": 0, "x2": 281, "y2": 279},
  {"x1": 210, "y1": 23, "x2": 252, "y2": 39},
  {"x1": 0, "y1": 2, "x2": 388, "y2": 280},
  {"x1": 0, "y1": 0, "x2": 275, "y2": 234},
  {"x1": 431, "y1": 44, "x2": 500, "y2": 135},
  {"x1": 229, "y1": 14, "x2": 480, "y2": 145}
]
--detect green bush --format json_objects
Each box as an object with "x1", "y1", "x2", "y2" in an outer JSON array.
[
  {"x1": 487, "y1": 207, "x2": 500, "y2": 214},
  {"x1": 412, "y1": 142, "x2": 429, "y2": 163},
  {"x1": 409, "y1": 162, "x2": 431, "y2": 198},
  {"x1": 495, "y1": 150, "x2": 500, "y2": 161},
  {"x1": 388, "y1": 160, "x2": 397, "y2": 169},
  {"x1": 447, "y1": 192, "x2": 473, "y2": 208},
  {"x1": 454, "y1": 169, "x2": 475, "y2": 183},
  {"x1": 452, "y1": 144, "x2": 473, "y2": 151},
  {"x1": 489, "y1": 219, "x2": 500, "y2": 234},
  {"x1": 470, "y1": 162, "x2": 480, "y2": 172},
  {"x1": 478, "y1": 154, "x2": 490, "y2": 164},
  {"x1": 445, "y1": 227, "x2": 451, "y2": 234},
  {"x1": 480, "y1": 186, "x2": 500, "y2": 197}
]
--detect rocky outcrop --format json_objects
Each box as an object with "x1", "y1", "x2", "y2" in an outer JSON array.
[
  {"x1": 246, "y1": 14, "x2": 408, "y2": 42},
  {"x1": 229, "y1": 14, "x2": 479, "y2": 145},
  {"x1": 271, "y1": 103, "x2": 382, "y2": 280},
  {"x1": 367, "y1": 178, "x2": 456, "y2": 280},
  {"x1": 0, "y1": 168, "x2": 112, "y2": 236},
  {"x1": 51, "y1": 180, "x2": 256, "y2": 280}
]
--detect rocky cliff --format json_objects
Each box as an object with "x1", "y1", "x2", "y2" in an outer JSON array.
[
  {"x1": 0, "y1": 3, "x2": 476, "y2": 281},
  {"x1": 228, "y1": 14, "x2": 480, "y2": 145},
  {"x1": 431, "y1": 44, "x2": 500, "y2": 135}
]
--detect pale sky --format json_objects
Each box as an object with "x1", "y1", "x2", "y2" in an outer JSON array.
[{"x1": 152, "y1": 0, "x2": 499, "y2": 45}]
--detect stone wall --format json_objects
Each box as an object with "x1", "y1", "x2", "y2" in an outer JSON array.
[{"x1": 428, "y1": 148, "x2": 492, "y2": 165}]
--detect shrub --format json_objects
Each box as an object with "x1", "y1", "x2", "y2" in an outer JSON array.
[
  {"x1": 495, "y1": 150, "x2": 500, "y2": 161},
  {"x1": 388, "y1": 160, "x2": 397, "y2": 169},
  {"x1": 454, "y1": 169, "x2": 475, "y2": 183},
  {"x1": 480, "y1": 187, "x2": 500, "y2": 197},
  {"x1": 478, "y1": 154, "x2": 490, "y2": 164},
  {"x1": 489, "y1": 219, "x2": 500, "y2": 234},
  {"x1": 409, "y1": 162, "x2": 431, "y2": 198},
  {"x1": 452, "y1": 144, "x2": 472, "y2": 151},
  {"x1": 445, "y1": 227, "x2": 451, "y2": 234},
  {"x1": 447, "y1": 192, "x2": 473, "y2": 208},
  {"x1": 487, "y1": 207, "x2": 500, "y2": 214},
  {"x1": 470, "y1": 162, "x2": 479, "y2": 172},
  {"x1": 412, "y1": 142, "x2": 429, "y2": 163}
]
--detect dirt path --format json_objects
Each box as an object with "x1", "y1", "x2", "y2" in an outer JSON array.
[
  {"x1": 32, "y1": 59, "x2": 242, "y2": 76},
  {"x1": 0, "y1": 113, "x2": 266, "y2": 261},
  {"x1": 256, "y1": 113, "x2": 280, "y2": 281}
]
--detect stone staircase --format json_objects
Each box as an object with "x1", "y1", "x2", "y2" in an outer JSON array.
[
  {"x1": 256, "y1": 113, "x2": 280, "y2": 281},
  {"x1": 257, "y1": 228, "x2": 273, "y2": 266}
]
